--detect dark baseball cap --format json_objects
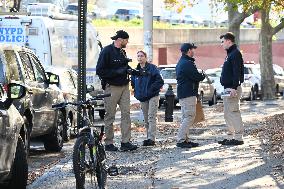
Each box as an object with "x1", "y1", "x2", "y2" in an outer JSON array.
[
  {"x1": 111, "y1": 30, "x2": 129, "y2": 40},
  {"x1": 180, "y1": 43, "x2": 197, "y2": 53}
]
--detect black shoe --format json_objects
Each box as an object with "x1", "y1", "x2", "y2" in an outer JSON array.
[
  {"x1": 187, "y1": 141, "x2": 199, "y2": 147},
  {"x1": 105, "y1": 144, "x2": 118, "y2": 151},
  {"x1": 143, "y1": 139, "x2": 155, "y2": 146},
  {"x1": 220, "y1": 139, "x2": 244, "y2": 145},
  {"x1": 176, "y1": 141, "x2": 199, "y2": 148},
  {"x1": 120, "y1": 142, "x2": 138, "y2": 151},
  {"x1": 229, "y1": 139, "x2": 244, "y2": 145},
  {"x1": 218, "y1": 139, "x2": 229, "y2": 145}
]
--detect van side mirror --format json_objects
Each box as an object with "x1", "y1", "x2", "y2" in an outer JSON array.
[
  {"x1": 46, "y1": 72, "x2": 60, "y2": 85},
  {"x1": 7, "y1": 83, "x2": 26, "y2": 99}
]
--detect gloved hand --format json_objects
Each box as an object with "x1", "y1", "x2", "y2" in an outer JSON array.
[{"x1": 116, "y1": 67, "x2": 127, "y2": 75}]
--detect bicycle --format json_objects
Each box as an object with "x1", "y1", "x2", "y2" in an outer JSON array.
[{"x1": 52, "y1": 93, "x2": 111, "y2": 189}]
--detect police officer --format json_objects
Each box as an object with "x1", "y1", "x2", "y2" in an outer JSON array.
[
  {"x1": 176, "y1": 43, "x2": 205, "y2": 148},
  {"x1": 96, "y1": 30, "x2": 137, "y2": 151},
  {"x1": 219, "y1": 32, "x2": 244, "y2": 145}
]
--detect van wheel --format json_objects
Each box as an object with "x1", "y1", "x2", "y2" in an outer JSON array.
[
  {"x1": 99, "y1": 110, "x2": 105, "y2": 120},
  {"x1": 44, "y1": 111, "x2": 64, "y2": 152},
  {"x1": 8, "y1": 136, "x2": 28, "y2": 189},
  {"x1": 63, "y1": 116, "x2": 72, "y2": 142}
]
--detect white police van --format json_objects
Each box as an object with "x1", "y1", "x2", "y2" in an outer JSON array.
[{"x1": 0, "y1": 10, "x2": 101, "y2": 90}]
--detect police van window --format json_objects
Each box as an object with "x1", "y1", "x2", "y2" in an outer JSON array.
[
  {"x1": 3, "y1": 50, "x2": 23, "y2": 83},
  {"x1": 28, "y1": 54, "x2": 46, "y2": 83},
  {"x1": 18, "y1": 52, "x2": 36, "y2": 81}
]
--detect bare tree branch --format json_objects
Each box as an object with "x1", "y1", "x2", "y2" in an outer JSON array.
[{"x1": 272, "y1": 19, "x2": 284, "y2": 35}]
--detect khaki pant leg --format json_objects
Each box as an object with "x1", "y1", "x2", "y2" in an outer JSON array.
[
  {"x1": 223, "y1": 86, "x2": 244, "y2": 140},
  {"x1": 118, "y1": 84, "x2": 131, "y2": 143},
  {"x1": 147, "y1": 96, "x2": 159, "y2": 141},
  {"x1": 104, "y1": 85, "x2": 123, "y2": 145},
  {"x1": 141, "y1": 100, "x2": 149, "y2": 137},
  {"x1": 177, "y1": 96, "x2": 197, "y2": 143}
]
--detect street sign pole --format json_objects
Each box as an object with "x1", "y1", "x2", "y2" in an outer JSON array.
[
  {"x1": 143, "y1": 0, "x2": 153, "y2": 62},
  {"x1": 77, "y1": 0, "x2": 87, "y2": 129}
]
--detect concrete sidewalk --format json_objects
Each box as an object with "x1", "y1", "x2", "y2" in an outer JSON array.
[{"x1": 28, "y1": 100, "x2": 284, "y2": 189}]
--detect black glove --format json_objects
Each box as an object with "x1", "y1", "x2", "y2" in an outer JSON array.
[
  {"x1": 127, "y1": 68, "x2": 140, "y2": 76},
  {"x1": 116, "y1": 67, "x2": 127, "y2": 75}
]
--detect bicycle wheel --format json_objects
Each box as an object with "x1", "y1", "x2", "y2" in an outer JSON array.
[
  {"x1": 96, "y1": 143, "x2": 107, "y2": 189},
  {"x1": 73, "y1": 135, "x2": 92, "y2": 189}
]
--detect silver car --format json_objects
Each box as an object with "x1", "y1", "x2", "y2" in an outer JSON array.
[
  {"x1": 159, "y1": 67, "x2": 217, "y2": 106},
  {"x1": 0, "y1": 83, "x2": 28, "y2": 188}
]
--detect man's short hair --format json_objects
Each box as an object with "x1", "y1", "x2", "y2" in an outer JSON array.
[{"x1": 220, "y1": 32, "x2": 235, "y2": 43}]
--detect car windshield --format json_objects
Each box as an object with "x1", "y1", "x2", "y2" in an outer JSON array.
[{"x1": 160, "y1": 69, "x2": 176, "y2": 79}]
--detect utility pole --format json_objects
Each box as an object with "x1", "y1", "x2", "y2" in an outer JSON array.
[
  {"x1": 143, "y1": 0, "x2": 153, "y2": 62},
  {"x1": 77, "y1": 0, "x2": 87, "y2": 129}
]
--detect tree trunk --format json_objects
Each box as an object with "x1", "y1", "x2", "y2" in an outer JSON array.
[
  {"x1": 227, "y1": 2, "x2": 242, "y2": 46},
  {"x1": 228, "y1": 23, "x2": 241, "y2": 46},
  {"x1": 259, "y1": 9, "x2": 275, "y2": 100}
]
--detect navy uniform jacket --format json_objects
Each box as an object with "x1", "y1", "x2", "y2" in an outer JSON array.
[
  {"x1": 131, "y1": 63, "x2": 164, "y2": 102},
  {"x1": 220, "y1": 44, "x2": 244, "y2": 89},
  {"x1": 176, "y1": 55, "x2": 205, "y2": 99},
  {"x1": 96, "y1": 44, "x2": 130, "y2": 86}
]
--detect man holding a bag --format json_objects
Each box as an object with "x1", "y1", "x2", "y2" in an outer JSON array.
[{"x1": 176, "y1": 43, "x2": 205, "y2": 148}]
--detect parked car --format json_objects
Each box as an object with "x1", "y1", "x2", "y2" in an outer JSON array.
[
  {"x1": 113, "y1": 8, "x2": 142, "y2": 20},
  {"x1": 45, "y1": 66, "x2": 102, "y2": 141},
  {"x1": 0, "y1": 44, "x2": 64, "y2": 152},
  {"x1": 244, "y1": 62, "x2": 284, "y2": 97},
  {"x1": 0, "y1": 83, "x2": 28, "y2": 189},
  {"x1": 65, "y1": 3, "x2": 78, "y2": 15},
  {"x1": 244, "y1": 61, "x2": 262, "y2": 99},
  {"x1": 159, "y1": 67, "x2": 217, "y2": 106},
  {"x1": 205, "y1": 68, "x2": 254, "y2": 101}
]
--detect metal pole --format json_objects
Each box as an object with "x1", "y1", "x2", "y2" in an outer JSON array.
[
  {"x1": 143, "y1": 0, "x2": 153, "y2": 62},
  {"x1": 77, "y1": 0, "x2": 87, "y2": 129}
]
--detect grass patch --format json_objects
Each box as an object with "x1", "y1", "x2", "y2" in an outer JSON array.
[{"x1": 92, "y1": 18, "x2": 211, "y2": 29}]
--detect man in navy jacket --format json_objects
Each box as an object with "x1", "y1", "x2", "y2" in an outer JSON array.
[
  {"x1": 219, "y1": 32, "x2": 244, "y2": 146},
  {"x1": 176, "y1": 43, "x2": 205, "y2": 148}
]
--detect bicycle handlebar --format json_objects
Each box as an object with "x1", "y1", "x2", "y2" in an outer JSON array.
[{"x1": 52, "y1": 93, "x2": 111, "y2": 109}]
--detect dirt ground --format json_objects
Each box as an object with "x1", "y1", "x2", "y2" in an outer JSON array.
[{"x1": 27, "y1": 99, "x2": 284, "y2": 189}]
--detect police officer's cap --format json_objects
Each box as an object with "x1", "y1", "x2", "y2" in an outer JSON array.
[
  {"x1": 111, "y1": 30, "x2": 129, "y2": 40},
  {"x1": 180, "y1": 43, "x2": 197, "y2": 53}
]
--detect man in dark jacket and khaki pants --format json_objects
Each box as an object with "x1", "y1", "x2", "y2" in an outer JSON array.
[
  {"x1": 219, "y1": 32, "x2": 244, "y2": 145},
  {"x1": 176, "y1": 43, "x2": 205, "y2": 148},
  {"x1": 96, "y1": 30, "x2": 137, "y2": 152}
]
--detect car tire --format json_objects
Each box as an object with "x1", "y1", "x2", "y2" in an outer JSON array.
[
  {"x1": 8, "y1": 136, "x2": 28, "y2": 189},
  {"x1": 247, "y1": 88, "x2": 254, "y2": 101},
  {"x1": 208, "y1": 91, "x2": 217, "y2": 106},
  {"x1": 253, "y1": 85, "x2": 258, "y2": 100},
  {"x1": 275, "y1": 84, "x2": 280, "y2": 96},
  {"x1": 63, "y1": 115, "x2": 72, "y2": 142},
  {"x1": 44, "y1": 111, "x2": 64, "y2": 152},
  {"x1": 99, "y1": 110, "x2": 105, "y2": 120},
  {"x1": 21, "y1": 116, "x2": 31, "y2": 156}
]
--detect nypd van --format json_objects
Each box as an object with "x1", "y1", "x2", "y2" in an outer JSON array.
[{"x1": 0, "y1": 12, "x2": 102, "y2": 90}]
